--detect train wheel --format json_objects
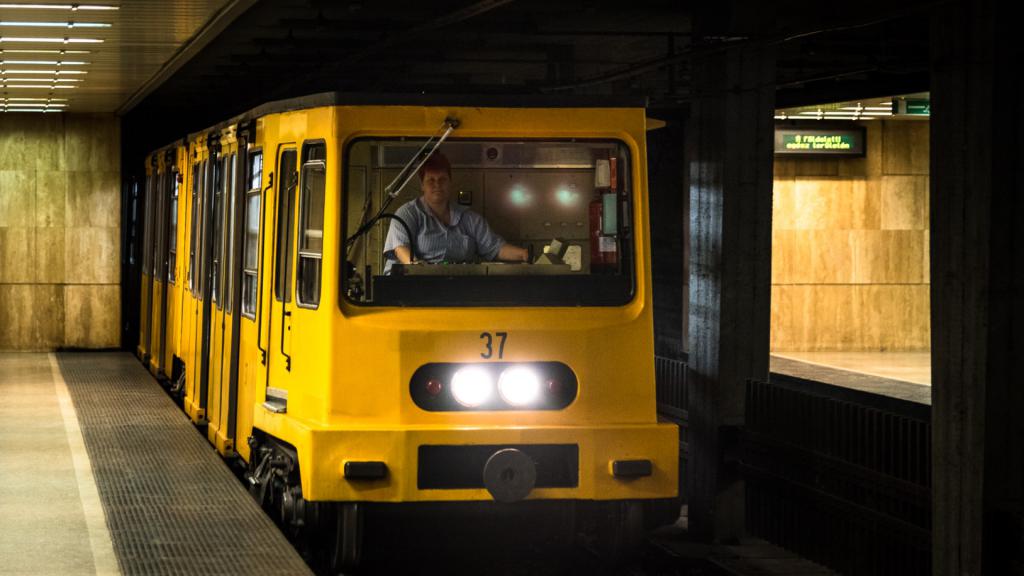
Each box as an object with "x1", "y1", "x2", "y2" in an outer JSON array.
[{"x1": 328, "y1": 503, "x2": 363, "y2": 575}]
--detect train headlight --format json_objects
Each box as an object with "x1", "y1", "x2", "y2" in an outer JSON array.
[
  {"x1": 411, "y1": 362, "x2": 577, "y2": 412},
  {"x1": 450, "y1": 366, "x2": 493, "y2": 407},
  {"x1": 498, "y1": 366, "x2": 541, "y2": 406}
]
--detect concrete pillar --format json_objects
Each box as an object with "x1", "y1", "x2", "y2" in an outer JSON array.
[
  {"x1": 648, "y1": 112, "x2": 688, "y2": 358},
  {"x1": 930, "y1": 1, "x2": 1024, "y2": 574},
  {"x1": 686, "y1": 40, "x2": 776, "y2": 540}
]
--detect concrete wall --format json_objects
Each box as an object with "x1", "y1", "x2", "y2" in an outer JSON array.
[
  {"x1": 771, "y1": 119, "x2": 930, "y2": 352},
  {"x1": 0, "y1": 114, "x2": 120, "y2": 350}
]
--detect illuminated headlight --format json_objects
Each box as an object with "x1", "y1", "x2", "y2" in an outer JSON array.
[
  {"x1": 450, "y1": 366, "x2": 493, "y2": 407},
  {"x1": 498, "y1": 366, "x2": 541, "y2": 406}
]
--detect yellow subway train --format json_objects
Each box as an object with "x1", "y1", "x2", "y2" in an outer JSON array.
[{"x1": 134, "y1": 93, "x2": 678, "y2": 571}]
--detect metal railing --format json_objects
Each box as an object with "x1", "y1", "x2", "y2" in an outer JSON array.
[
  {"x1": 653, "y1": 355, "x2": 931, "y2": 575},
  {"x1": 743, "y1": 373, "x2": 931, "y2": 576}
]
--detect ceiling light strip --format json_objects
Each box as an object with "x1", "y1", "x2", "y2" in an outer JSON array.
[
  {"x1": 0, "y1": 21, "x2": 112, "y2": 28},
  {"x1": 0, "y1": 36, "x2": 103, "y2": 43},
  {"x1": 0, "y1": 4, "x2": 119, "y2": 10},
  {"x1": 1, "y1": 83, "x2": 75, "y2": 88},
  {"x1": 0, "y1": 59, "x2": 89, "y2": 64},
  {"x1": 3, "y1": 77, "x2": 80, "y2": 81},
  {"x1": 0, "y1": 48, "x2": 91, "y2": 53},
  {"x1": 0, "y1": 69, "x2": 87, "y2": 73},
  {"x1": 2, "y1": 96, "x2": 68, "y2": 100}
]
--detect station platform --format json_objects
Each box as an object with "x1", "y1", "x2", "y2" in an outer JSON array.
[{"x1": 0, "y1": 352, "x2": 311, "y2": 576}]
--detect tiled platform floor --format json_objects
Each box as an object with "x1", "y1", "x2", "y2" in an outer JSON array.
[
  {"x1": 0, "y1": 352, "x2": 116, "y2": 576},
  {"x1": 0, "y1": 352, "x2": 311, "y2": 576}
]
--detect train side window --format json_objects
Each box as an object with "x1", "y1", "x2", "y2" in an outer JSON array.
[
  {"x1": 241, "y1": 151, "x2": 262, "y2": 320},
  {"x1": 197, "y1": 158, "x2": 209, "y2": 299},
  {"x1": 297, "y1": 142, "x2": 326, "y2": 308},
  {"x1": 225, "y1": 153, "x2": 238, "y2": 314},
  {"x1": 212, "y1": 157, "x2": 225, "y2": 308},
  {"x1": 168, "y1": 170, "x2": 178, "y2": 284},
  {"x1": 154, "y1": 172, "x2": 167, "y2": 280},
  {"x1": 189, "y1": 161, "x2": 199, "y2": 294},
  {"x1": 274, "y1": 149, "x2": 298, "y2": 303}
]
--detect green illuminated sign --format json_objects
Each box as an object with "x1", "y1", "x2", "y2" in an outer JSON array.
[
  {"x1": 895, "y1": 98, "x2": 930, "y2": 116},
  {"x1": 774, "y1": 127, "x2": 865, "y2": 156}
]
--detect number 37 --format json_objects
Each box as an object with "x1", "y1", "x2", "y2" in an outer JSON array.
[{"x1": 480, "y1": 332, "x2": 508, "y2": 359}]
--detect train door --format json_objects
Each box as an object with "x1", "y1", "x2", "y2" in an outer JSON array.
[
  {"x1": 265, "y1": 146, "x2": 298, "y2": 407},
  {"x1": 183, "y1": 148, "x2": 207, "y2": 423},
  {"x1": 163, "y1": 158, "x2": 181, "y2": 375},
  {"x1": 151, "y1": 167, "x2": 168, "y2": 375},
  {"x1": 206, "y1": 150, "x2": 227, "y2": 439},
  {"x1": 207, "y1": 144, "x2": 240, "y2": 455},
  {"x1": 221, "y1": 140, "x2": 250, "y2": 456},
  {"x1": 198, "y1": 142, "x2": 220, "y2": 423},
  {"x1": 139, "y1": 164, "x2": 156, "y2": 362},
  {"x1": 235, "y1": 144, "x2": 263, "y2": 462},
  {"x1": 156, "y1": 151, "x2": 176, "y2": 377}
]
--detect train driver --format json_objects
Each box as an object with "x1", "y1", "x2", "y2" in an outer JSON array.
[{"x1": 383, "y1": 151, "x2": 529, "y2": 273}]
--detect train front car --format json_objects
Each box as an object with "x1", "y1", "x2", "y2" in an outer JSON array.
[{"x1": 246, "y1": 103, "x2": 678, "y2": 570}]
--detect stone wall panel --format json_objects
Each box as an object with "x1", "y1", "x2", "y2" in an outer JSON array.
[{"x1": 0, "y1": 114, "x2": 119, "y2": 351}]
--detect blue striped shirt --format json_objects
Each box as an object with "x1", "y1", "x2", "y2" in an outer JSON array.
[{"x1": 383, "y1": 197, "x2": 506, "y2": 273}]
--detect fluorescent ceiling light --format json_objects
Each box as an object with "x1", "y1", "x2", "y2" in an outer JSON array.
[
  {"x1": 1, "y1": 59, "x2": 88, "y2": 64},
  {"x1": 0, "y1": 48, "x2": 90, "y2": 53},
  {"x1": 1, "y1": 108, "x2": 64, "y2": 112},
  {"x1": 2, "y1": 96, "x2": 68, "y2": 100},
  {"x1": 0, "y1": 4, "x2": 119, "y2": 10},
  {"x1": 0, "y1": 36, "x2": 103, "y2": 43},
  {"x1": 1, "y1": 69, "x2": 87, "y2": 73},
  {"x1": 5, "y1": 101, "x2": 65, "y2": 106},
  {"x1": 3, "y1": 76, "x2": 80, "y2": 81},
  {"x1": 0, "y1": 21, "x2": 111, "y2": 28},
  {"x1": 1, "y1": 83, "x2": 74, "y2": 88}
]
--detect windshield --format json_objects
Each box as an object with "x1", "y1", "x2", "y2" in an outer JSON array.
[{"x1": 343, "y1": 138, "x2": 635, "y2": 306}]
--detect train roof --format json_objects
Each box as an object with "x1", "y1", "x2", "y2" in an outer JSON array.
[{"x1": 182, "y1": 91, "x2": 649, "y2": 145}]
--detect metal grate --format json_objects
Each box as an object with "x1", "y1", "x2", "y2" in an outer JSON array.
[
  {"x1": 57, "y1": 352, "x2": 312, "y2": 576},
  {"x1": 654, "y1": 355, "x2": 688, "y2": 421}
]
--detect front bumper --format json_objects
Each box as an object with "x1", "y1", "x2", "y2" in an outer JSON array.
[{"x1": 292, "y1": 423, "x2": 679, "y2": 502}]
